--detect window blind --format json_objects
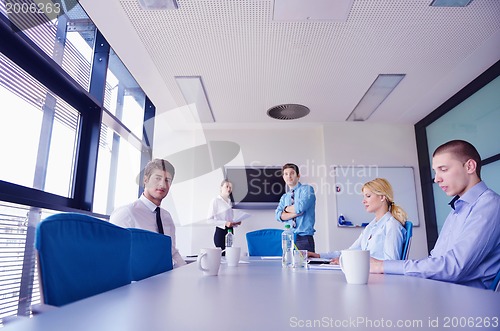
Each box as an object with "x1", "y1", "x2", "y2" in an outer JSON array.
[{"x1": 0, "y1": 203, "x2": 40, "y2": 326}]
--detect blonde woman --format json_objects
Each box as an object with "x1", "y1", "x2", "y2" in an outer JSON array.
[{"x1": 310, "y1": 178, "x2": 407, "y2": 262}]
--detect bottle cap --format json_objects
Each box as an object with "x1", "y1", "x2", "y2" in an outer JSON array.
[{"x1": 285, "y1": 224, "x2": 290, "y2": 229}]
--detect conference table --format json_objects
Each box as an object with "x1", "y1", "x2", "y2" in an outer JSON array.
[{"x1": 5, "y1": 258, "x2": 500, "y2": 331}]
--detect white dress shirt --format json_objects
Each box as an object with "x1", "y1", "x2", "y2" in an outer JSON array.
[
  {"x1": 110, "y1": 194, "x2": 186, "y2": 268},
  {"x1": 207, "y1": 195, "x2": 234, "y2": 229}
]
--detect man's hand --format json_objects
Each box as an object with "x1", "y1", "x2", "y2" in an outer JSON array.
[
  {"x1": 370, "y1": 257, "x2": 384, "y2": 274},
  {"x1": 307, "y1": 251, "x2": 320, "y2": 258}
]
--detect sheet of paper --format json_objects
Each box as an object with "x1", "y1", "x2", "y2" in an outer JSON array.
[
  {"x1": 307, "y1": 263, "x2": 341, "y2": 270},
  {"x1": 260, "y1": 256, "x2": 282, "y2": 260},
  {"x1": 232, "y1": 210, "x2": 251, "y2": 223}
]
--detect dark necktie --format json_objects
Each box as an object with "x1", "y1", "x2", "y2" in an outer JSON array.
[
  {"x1": 155, "y1": 207, "x2": 164, "y2": 234},
  {"x1": 291, "y1": 189, "x2": 296, "y2": 228},
  {"x1": 449, "y1": 195, "x2": 460, "y2": 210}
]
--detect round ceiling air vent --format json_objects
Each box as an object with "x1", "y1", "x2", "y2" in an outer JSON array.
[{"x1": 267, "y1": 104, "x2": 310, "y2": 120}]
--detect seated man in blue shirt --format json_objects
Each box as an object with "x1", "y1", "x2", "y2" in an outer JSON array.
[
  {"x1": 275, "y1": 163, "x2": 316, "y2": 252},
  {"x1": 371, "y1": 140, "x2": 500, "y2": 289}
]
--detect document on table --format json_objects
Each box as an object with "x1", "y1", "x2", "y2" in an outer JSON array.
[
  {"x1": 260, "y1": 256, "x2": 282, "y2": 260},
  {"x1": 308, "y1": 263, "x2": 341, "y2": 270}
]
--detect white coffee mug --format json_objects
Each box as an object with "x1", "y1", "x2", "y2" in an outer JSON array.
[
  {"x1": 339, "y1": 249, "x2": 370, "y2": 285},
  {"x1": 225, "y1": 247, "x2": 241, "y2": 267},
  {"x1": 197, "y1": 247, "x2": 222, "y2": 276}
]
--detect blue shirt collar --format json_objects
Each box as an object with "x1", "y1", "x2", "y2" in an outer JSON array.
[
  {"x1": 449, "y1": 181, "x2": 488, "y2": 210},
  {"x1": 373, "y1": 211, "x2": 392, "y2": 226},
  {"x1": 289, "y1": 182, "x2": 302, "y2": 191}
]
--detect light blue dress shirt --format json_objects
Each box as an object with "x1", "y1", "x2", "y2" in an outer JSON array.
[
  {"x1": 275, "y1": 182, "x2": 316, "y2": 236},
  {"x1": 320, "y1": 212, "x2": 406, "y2": 260},
  {"x1": 384, "y1": 181, "x2": 500, "y2": 289}
]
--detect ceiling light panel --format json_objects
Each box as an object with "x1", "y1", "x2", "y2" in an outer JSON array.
[
  {"x1": 137, "y1": 0, "x2": 178, "y2": 10},
  {"x1": 273, "y1": 0, "x2": 354, "y2": 21},
  {"x1": 347, "y1": 74, "x2": 405, "y2": 121},
  {"x1": 175, "y1": 76, "x2": 215, "y2": 123},
  {"x1": 430, "y1": 0, "x2": 473, "y2": 7}
]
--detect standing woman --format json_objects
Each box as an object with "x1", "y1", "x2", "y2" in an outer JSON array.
[
  {"x1": 310, "y1": 178, "x2": 407, "y2": 261},
  {"x1": 207, "y1": 179, "x2": 241, "y2": 251}
]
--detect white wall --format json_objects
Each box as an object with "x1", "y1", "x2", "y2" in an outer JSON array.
[
  {"x1": 154, "y1": 121, "x2": 428, "y2": 259},
  {"x1": 321, "y1": 122, "x2": 428, "y2": 260},
  {"x1": 177, "y1": 126, "x2": 327, "y2": 256}
]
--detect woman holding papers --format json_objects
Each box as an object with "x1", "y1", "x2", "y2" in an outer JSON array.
[
  {"x1": 207, "y1": 179, "x2": 242, "y2": 251},
  {"x1": 309, "y1": 178, "x2": 407, "y2": 262}
]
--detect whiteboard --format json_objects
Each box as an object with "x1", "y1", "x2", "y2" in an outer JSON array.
[{"x1": 334, "y1": 166, "x2": 419, "y2": 226}]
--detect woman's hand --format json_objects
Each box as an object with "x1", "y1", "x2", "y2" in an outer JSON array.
[
  {"x1": 370, "y1": 257, "x2": 384, "y2": 273},
  {"x1": 329, "y1": 257, "x2": 340, "y2": 265}
]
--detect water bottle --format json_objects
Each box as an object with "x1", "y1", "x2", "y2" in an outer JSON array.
[
  {"x1": 282, "y1": 224, "x2": 293, "y2": 268},
  {"x1": 225, "y1": 228, "x2": 234, "y2": 248}
]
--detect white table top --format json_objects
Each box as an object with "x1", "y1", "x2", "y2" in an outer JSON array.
[{"x1": 5, "y1": 259, "x2": 500, "y2": 331}]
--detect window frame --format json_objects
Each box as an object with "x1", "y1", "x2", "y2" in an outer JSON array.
[{"x1": 0, "y1": 14, "x2": 154, "y2": 216}]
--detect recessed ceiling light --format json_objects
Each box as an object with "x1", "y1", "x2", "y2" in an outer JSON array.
[
  {"x1": 273, "y1": 0, "x2": 353, "y2": 21},
  {"x1": 430, "y1": 0, "x2": 473, "y2": 7},
  {"x1": 138, "y1": 0, "x2": 178, "y2": 10}
]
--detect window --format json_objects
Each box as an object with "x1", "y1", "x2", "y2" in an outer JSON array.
[
  {"x1": 105, "y1": 49, "x2": 146, "y2": 138},
  {"x1": 93, "y1": 121, "x2": 142, "y2": 215},
  {"x1": 1, "y1": 2, "x2": 95, "y2": 92},
  {"x1": 415, "y1": 61, "x2": 500, "y2": 246},
  {"x1": 0, "y1": 1, "x2": 154, "y2": 324},
  {"x1": 426, "y1": 75, "x2": 500, "y2": 233},
  {"x1": 93, "y1": 50, "x2": 148, "y2": 215},
  {"x1": 0, "y1": 52, "x2": 80, "y2": 198},
  {"x1": 0, "y1": 202, "x2": 44, "y2": 324}
]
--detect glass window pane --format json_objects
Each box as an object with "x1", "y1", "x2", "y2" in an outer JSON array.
[
  {"x1": 0, "y1": 1, "x2": 95, "y2": 92},
  {"x1": 105, "y1": 49, "x2": 145, "y2": 139},
  {"x1": 0, "y1": 52, "x2": 79, "y2": 198},
  {"x1": 482, "y1": 161, "x2": 500, "y2": 196},
  {"x1": 0, "y1": 201, "x2": 61, "y2": 324},
  {"x1": 93, "y1": 125, "x2": 142, "y2": 215},
  {"x1": 426, "y1": 76, "x2": 500, "y2": 162},
  {"x1": 61, "y1": 27, "x2": 93, "y2": 91}
]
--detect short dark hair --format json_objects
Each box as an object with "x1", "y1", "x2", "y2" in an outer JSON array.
[
  {"x1": 433, "y1": 140, "x2": 481, "y2": 178},
  {"x1": 282, "y1": 163, "x2": 300, "y2": 176},
  {"x1": 220, "y1": 179, "x2": 232, "y2": 187},
  {"x1": 144, "y1": 159, "x2": 175, "y2": 180}
]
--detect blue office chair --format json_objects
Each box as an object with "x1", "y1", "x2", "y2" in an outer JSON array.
[
  {"x1": 490, "y1": 269, "x2": 500, "y2": 292},
  {"x1": 401, "y1": 221, "x2": 413, "y2": 260},
  {"x1": 35, "y1": 213, "x2": 132, "y2": 307},
  {"x1": 246, "y1": 228, "x2": 284, "y2": 256},
  {"x1": 129, "y1": 228, "x2": 173, "y2": 281}
]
